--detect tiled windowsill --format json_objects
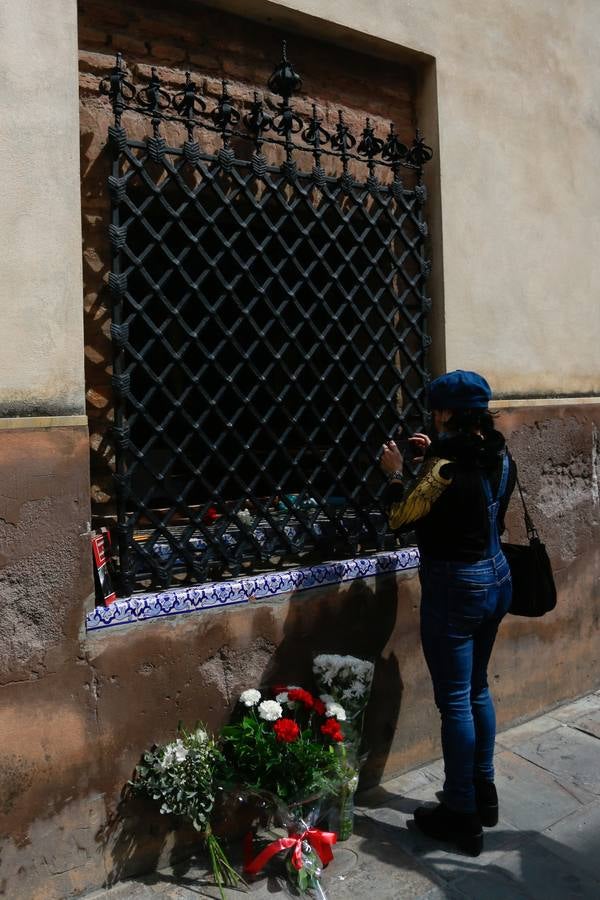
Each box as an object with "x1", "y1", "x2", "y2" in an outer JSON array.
[{"x1": 85, "y1": 547, "x2": 420, "y2": 632}]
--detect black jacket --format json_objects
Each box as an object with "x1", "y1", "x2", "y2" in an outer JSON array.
[{"x1": 387, "y1": 430, "x2": 516, "y2": 563}]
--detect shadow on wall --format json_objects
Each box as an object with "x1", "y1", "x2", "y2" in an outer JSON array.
[
  {"x1": 260, "y1": 569, "x2": 404, "y2": 788},
  {"x1": 95, "y1": 569, "x2": 404, "y2": 885},
  {"x1": 96, "y1": 790, "x2": 204, "y2": 888}
]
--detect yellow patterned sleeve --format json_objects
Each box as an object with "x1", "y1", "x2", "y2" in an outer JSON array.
[{"x1": 388, "y1": 458, "x2": 453, "y2": 530}]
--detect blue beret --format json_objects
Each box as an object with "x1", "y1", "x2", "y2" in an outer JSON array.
[{"x1": 427, "y1": 370, "x2": 492, "y2": 410}]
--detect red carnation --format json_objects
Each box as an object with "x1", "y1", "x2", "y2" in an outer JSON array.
[
  {"x1": 272, "y1": 684, "x2": 288, "y2": 695},
  {"x1": 287, "y1": 688, "x2": 314, "y2": 709},
  {"x1": 321, "y1": 718, "x2": 344, "y2": 742},
  {"x1": 313, "y1": 698, "x2": 326, "y2": 716},
  {"x1": 274, "y1": 718, "x2": 301, "y2": 743}
]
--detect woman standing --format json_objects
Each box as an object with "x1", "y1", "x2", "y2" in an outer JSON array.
[{"x1": 380, "y1": 370, "x2": 516, "y2": 856}]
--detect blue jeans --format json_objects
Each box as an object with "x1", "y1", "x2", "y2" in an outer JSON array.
[{"x1": 420, "y1": 551, "x2": 512, "y2": 813}]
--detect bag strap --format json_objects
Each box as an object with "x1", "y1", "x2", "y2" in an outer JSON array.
[
  {"x1": 513, "y1": 468, "x2": 539, "y2": 541},
  {"x1": 496, "y1": 450, "x2": 510, "y2": 502}
]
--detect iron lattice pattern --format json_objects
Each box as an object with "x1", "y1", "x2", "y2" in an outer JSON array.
[{"x1": 100, "y1": 46, "x2": 433, "y2": 595}]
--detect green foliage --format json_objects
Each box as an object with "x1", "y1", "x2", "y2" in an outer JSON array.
[
  {"x1": 217, "y1": 714, "x2": 344, "y2": 804},
  {"x1": 131, "y1": 726, "x2": 222, "y2": 831}
]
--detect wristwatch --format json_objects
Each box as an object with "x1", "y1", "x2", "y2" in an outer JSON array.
[{"x1": 387, "y1": 470, "x2": 403, "y2": 482}]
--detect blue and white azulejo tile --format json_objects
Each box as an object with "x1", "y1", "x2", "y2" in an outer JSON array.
[{"x1": 85, "y1": 547, "x2": 420, "y2": 632}]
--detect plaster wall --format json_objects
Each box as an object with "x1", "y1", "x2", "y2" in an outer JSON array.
[
  {"x1": 0, "y1": 405, "x2": 599, "y2": 898},
  {"x1": 0, "y1": 0, "x2": 85, "y2": 416},
  {"x1": 206, "y1": 0, "x2": 600, "y2": 397}
]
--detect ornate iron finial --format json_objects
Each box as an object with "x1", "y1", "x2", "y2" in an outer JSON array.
[
  {"x1": 382, "y1": 122, "x2": 408, "y2": 164},
  {"x1": 212, "y1": 80, "x2": 241, "y2": 137},
  {"x1": 99, "y1": 52, "x2": 136, "y2": 127},
  {"x1": 173, "y1": 71, "x2": 206, "y2": 141},
  {"x1": 358, "y1": 117, "x2": 384, "y2": 181},
  {"x1": 137, "y1": 67, "x2": 171, "y2": 142},
  {"x1": 303, "y1": 103, "x2": 330, "y2": 186},
  {"x1": 212, "y1": 80, "x2": 240, "y2": 169},
  {"x1": 332, "y1": 111, "x2": 356, "y2": 191},
  {"x1": 267, "y1": 40, "x2": 302, "y2": 100},
  {"x1": 407, "y1": 128, "x2": 433, "y2": 170},
  {"x1": 137, "y1": 67, "x2": 171, "y2": 116},
  {"x1": 331, "y1": 110, "x2": 356, "y2": 156},
  {"x1": 303, "y1": 103, "x2": 330, "y2": 152},
  {"x1": 358, "y1": 119, "x2": 384, "y2": 159},
  {"x1": 244, "y1": 92, "x2": 272, "y2": 139}
]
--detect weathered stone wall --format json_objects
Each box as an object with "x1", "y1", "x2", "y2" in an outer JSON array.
[{"x1": 1, "y1": 404, "x2": 599, "y2": 897}]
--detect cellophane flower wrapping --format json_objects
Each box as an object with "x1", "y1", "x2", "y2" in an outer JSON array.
[
  {"x1": 313, "y1": 655, "x2": 375, "y2": 839},
  {"x1": 244, "y1": 791, "x2": 334, "y2": 899}
]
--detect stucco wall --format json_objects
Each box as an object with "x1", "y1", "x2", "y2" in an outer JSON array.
[
  {"x1": 1, "y1": 404, "x2": 599, "y2": 898},
  {"x1": 207, "y1": 0, "x2": 600, "y2": 397},
  {"x1": 0, "y1": 0, "x2": 84, "y2": 416}
]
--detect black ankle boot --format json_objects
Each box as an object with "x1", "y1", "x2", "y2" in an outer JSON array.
[
  {"x1": 474, "y1": 779, "x2": 499, "y2": 827},
  {"x1": 413, "y1": 803, "x2": 483, "y2": 856}
]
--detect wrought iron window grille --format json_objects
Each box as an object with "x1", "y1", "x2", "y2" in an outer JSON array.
[{"x1": 98, "y1": 43, "x2": 433, "y2": 596}]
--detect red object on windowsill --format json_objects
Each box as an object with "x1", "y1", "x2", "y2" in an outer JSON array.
[
  {"x1": 92, "y1": 528, "x2": 117, "y2": 606},
  {"x1": 203, "y1": 506, "x2": 219, "y2": 524}
]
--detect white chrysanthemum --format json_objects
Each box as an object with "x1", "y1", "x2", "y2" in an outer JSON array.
[
  {"x1": 240, "y1": 689, "x2": 261, "y2": 707},
  {"x1": 342, "y1": 679, "x2": 368, "y2": 701},
  {"x1": 258, "y1": 699, "x2": 283, "y2": 721}
]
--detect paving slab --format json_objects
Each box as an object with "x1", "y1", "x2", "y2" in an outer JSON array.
[
  {"x1": 495, "y1": 715, "x2": 561, "y2": 750},
  {"x1": 317, "y1": 824, "x2": 444, "y2": 900},
  {"x1": 493, "y1": 748, "x2": 590, "y2": 831},
  {"x1": 481, "y1": 838, "x2": 600, "y2": 900},
  {"x1": 569, "y1": 709, "x2": 600, "y2": 740},
  {"x1": 547, "y1": 694, "x2": 600, "y2": 724},
  {"x1": 451, "y1": 868, "x2": 533, "y2": 900},
  {"x1": 357, "y1": 803, "x2": 518, "y2": 884},
  {"x1": 508, "y1": 723, "x2": 600, "y2": 796},
  {"x1": 537, "y1": 802, "x2": 600, "y2": 882}
]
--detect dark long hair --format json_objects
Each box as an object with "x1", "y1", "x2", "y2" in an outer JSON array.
[{"x1": 444, "y1": 408, "x2": 500, "y2": 437}]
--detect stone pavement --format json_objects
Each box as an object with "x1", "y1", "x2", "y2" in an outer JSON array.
[{"x1": 88, "y1": 691, "x2": 600, "y2": 900}]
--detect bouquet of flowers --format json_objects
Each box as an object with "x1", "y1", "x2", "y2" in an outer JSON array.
[
  {"x1": 130, "y1": 725, "x2": 241, "y2": 899},
  {"x1": 313, "y1": 654, "x2": 375, "y2": 724},
  {"x1": 218, "y1": 687, "x2": 345, "y2": 806},
  {"x1": 218, "y1": 686, "x2": 345, "y2": 894},
  {"x1": 313, "y1": 655, "x2": 375, "y2": 839}
]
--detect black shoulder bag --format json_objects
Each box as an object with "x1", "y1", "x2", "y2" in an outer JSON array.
[{"x1": 501, "y1": 473, "x2": 557, "y2": 617}]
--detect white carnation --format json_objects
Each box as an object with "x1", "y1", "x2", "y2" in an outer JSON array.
[
  {"x1": 258, "y1": 699, "x2": 283, "y2": 721},
  {"x1": 275, "y1": 692, "x2": 289, "y2": 704},
  {"x1": 240, "y1": 689, "x2": 261, "y2": 707},
  {"x1": 321, "y1": 696, "x2": 347, "y2": 721}
]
